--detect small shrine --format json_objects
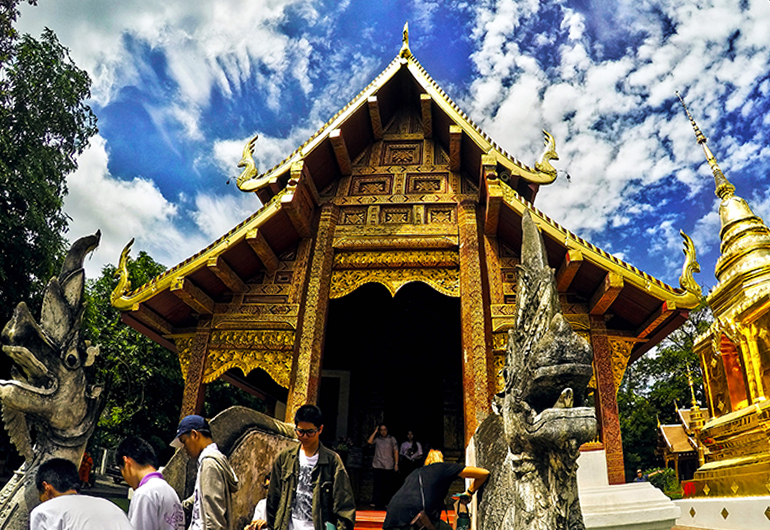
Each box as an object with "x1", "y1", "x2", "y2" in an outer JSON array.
[{"x1": 111, "y1": 29, "x2": 702, "y2": 485}]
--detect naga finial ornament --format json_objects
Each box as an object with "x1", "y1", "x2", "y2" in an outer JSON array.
[
  {"x1": 678, "y1": 230, "x2": 702, "y2": 298},
  {"x1": 0, "y1": 232, "x2": 106, "y2": 529},
  {"x1": 111, "y1": 238, "x2": 135, "y2": 305},
  {"x1": 235, "y1": 134, "x2": 260, "y2": 190},
  {"x1": 534, "y1": 130, "x2": 559, "y2": 177}
]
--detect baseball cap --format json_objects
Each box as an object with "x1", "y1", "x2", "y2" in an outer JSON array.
[{"x1": 170, "y1": 415, "x2": 209, "y2": 449}]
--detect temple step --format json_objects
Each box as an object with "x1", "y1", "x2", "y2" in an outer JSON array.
[{"x1": 354, "y1": 509, "x2": 456, "y2": 529}]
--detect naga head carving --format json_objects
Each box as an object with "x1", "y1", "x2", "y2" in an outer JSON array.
[
  {"x1": 0, "y1": 232, "x2": 105, "y2": 461},
  {"x1": 496, "y1": 212, "x2": 596, "y2": 454}
]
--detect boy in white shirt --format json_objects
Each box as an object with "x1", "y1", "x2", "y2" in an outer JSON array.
[{"x1": 117, "y1": 435, "x2": 185, "y2": 530}]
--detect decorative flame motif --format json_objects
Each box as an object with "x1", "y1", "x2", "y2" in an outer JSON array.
[
  {"x1": 679, "y1": 230, "x2": 702, "y2": 298},
  {"x1": 236, "y1": 134, "x2": 259, "y2": 189},
  {"x1": 534, "y1": 130, "x2": 559, "y2": 177},
  {"x1": 111, "y1": 238, "x2": 135, "y2": 305}
]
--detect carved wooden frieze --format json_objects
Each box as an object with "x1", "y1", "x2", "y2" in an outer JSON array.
[{"x1": 175, "y1": 330, "x2": 295, "y2": 388}]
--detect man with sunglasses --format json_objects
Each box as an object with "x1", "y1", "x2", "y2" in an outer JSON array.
[{"x1": 266, "y1": 404, "x2": 355, "y2": 530}]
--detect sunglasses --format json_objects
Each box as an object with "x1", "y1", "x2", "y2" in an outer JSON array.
[{"x1": 295, "y1": 427, "x2": 319, "y2": 437}]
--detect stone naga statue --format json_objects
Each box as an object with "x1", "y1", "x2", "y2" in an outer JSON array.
[
  {"x1": 0, "y1": 232, "x2": 105, "y2": 529},
  {"x1": 474, "y1": 212, "x2": 596, "y2": 530}
]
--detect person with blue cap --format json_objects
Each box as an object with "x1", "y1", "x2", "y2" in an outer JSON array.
[{"x1": 171, "y1": 415, "x2": 240, "y2": 530}]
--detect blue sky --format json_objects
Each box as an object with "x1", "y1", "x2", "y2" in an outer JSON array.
[{"x1": 16, "y1": 0, "x2": 770, "y2": 292}]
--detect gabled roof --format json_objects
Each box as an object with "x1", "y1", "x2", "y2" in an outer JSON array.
[
  {"x1": 236, "y1": 47, "x2": 559, "y2": 206},
  {"x1": 660, "y1": 424, "x2": 697, "y2": 454},
  {"x1": 111, "y1": 45, "x2": 702, "y2": 362}
]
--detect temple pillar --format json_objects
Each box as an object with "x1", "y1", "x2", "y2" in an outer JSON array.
[
  {"x1": 590, "y1": 315, "x2": 626, "y2": 484},
  {"x1": 286, "y1": 203, "x2": 338, "y2": 421},
  {"x1": 458, "y1": 200, "x2": 493, "y2": 444},
  {"x1": 180, "y1": 320, "x2": 211, "y2": 419}
]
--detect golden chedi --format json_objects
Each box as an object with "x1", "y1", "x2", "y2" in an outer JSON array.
[{"x1": 680, "y1": 92, "x2": 770, "y2": 497}]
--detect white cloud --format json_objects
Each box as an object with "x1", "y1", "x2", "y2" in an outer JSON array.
[
  {"x1": 191, "y1": 192, "x2": 262, "y2": 240},
  {"x1": 463, "y1": 0, "x2": 770, "y2": 262},
  {"x1": 64, "y1": 135, "x2": 209, "y2": 277},
  {"x1": 18, "y1": 0, "x2": 319, "y2": 138}
]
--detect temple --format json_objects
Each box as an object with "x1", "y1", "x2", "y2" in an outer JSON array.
[
  {"x1": 111, "y1": 29, "x2": 702, "y2": 486},
  {"x1": 677, "y1": 93, "x2": 770, "y2": 497}
]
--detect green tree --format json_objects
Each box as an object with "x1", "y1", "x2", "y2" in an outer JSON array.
[
  {"x1": 618, "y1": 302, "x2": 712, "y2": 478},
  {"x1": 0, "y1": 0, "x2": 98, "y2": 326},
  {"x1": 83, "y1": 252, "x2": 183, "y2": 462}
]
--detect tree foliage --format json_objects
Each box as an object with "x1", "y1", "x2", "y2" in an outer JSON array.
[
  {"x1": 83, "y1": 252, "x2": 183, "y2": 462},
  {"x1": 0, "y1": 0, "x2": 98, "y2": 326},
  {"x1": 618, "y1": 302, "x2": 712, "y2": 477}
]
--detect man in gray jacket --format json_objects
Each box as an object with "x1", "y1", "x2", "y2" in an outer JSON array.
[{"x1": 171, "y1": 415, "x2": 240, "y2": 530}]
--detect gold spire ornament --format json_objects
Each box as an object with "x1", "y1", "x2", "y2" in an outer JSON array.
[
  {"x1": 399, "y1": 22, "x2": 411, "y2": 58},
  {"x1": 676, "y1": 91, "x2": 734, "y2": 200}
]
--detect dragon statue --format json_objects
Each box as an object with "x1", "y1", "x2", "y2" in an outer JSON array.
[
  {"x1": 0, "y1": 232, "x2": 105, "y2": 529},
  {"x1": 473, "y1": 212, "x2": 596, "y2": 530}
]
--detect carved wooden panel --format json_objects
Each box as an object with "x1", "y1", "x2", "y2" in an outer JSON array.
[
  {"x1": 426, "y1": 205, "x2": 455, "y2": 224},
  {"x1": 381, "y1": 206, "x2": 411, "y2": 224},
  {"x1": 350, "y1": 175, "x2": 393, "y2": 195},
  {"x1": 341, "y1": 207, "x2": 367, "y2": 225},
  {"x1": 381, "y1": 141, "x2": 422, "y2": 166},
  {"x1": 406, "y1": 173, "x2": 447, "y2": 194}
]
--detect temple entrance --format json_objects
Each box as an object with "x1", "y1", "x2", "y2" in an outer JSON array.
[{"x1": 320, "y1": 282, "x2": 464, "y2": 499}]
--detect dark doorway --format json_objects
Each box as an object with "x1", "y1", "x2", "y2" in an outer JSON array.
[{"x1": 321, "y1": 282, "x2": 464, "y2": 454}]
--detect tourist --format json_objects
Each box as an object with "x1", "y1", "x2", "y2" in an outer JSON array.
[
  {"x1": 633, "y1": 469, "x2": 647, "y2": 482},
  {"x1": 367, "y1": 423, "x2": 398, "y2": 508},
  {"x1": 117, "y1": 435, "x2": 185, "y2": 530},
  {"x1": 171, "y1": 415, "x2": 240, "y2": 530},
  {"x1": 398, "y1": 430, "x2": 424, "y2": 477},
  {"x1": 382, "y1": 449, "x2": 489, "y2": 530},
  {"x1": 30, "y1": 457, "x2": 134, "y2": 530},
  {"x1": 266, "y1": 404, "x2": 356, "y2": 530},
  {"x1": 244, "y1": 475, "x2": 270, "y2": 530}
]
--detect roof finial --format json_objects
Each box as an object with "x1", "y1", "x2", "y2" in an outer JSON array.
[
  {"x1": 687, "y1": 366, "x2": 700, "y2": 411},
  {"x1": 676, "y1": 91, "x2": 735, "y2": 200},
  {"x1": 399, "y1": 22, "x2": 411, "y2": 58}
]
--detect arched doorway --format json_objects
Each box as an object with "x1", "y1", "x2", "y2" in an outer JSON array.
[{"x1": 320, "y1": 282, "x2": 464, "y2": 499}]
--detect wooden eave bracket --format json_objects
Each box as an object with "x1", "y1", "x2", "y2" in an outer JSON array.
[
  {"x1": 420, "y1": 93, "x2": 432, "y2": 138},
  {"x1": 246, "y1": 228, "x2": 280, "y2": 273},
  {"x1": 129, "y1": 303, "x2": 173, "y2": 335},
  {"x1": 482, "y1": 154, "x2": 502, "y2": 235},
  {"x1": 557, "y1": 250, "x2": 584, "y2": 292},
  {"x1": 291, "y1": 161, "x2": 320, "y2": 206},
  {"x1": 207, "y1": 256, "x2": 246, "y2": 293},
  {"x1": 170, "y1": 277, "x2": 215, "y2": 315},
  {"x1": 449, "y1": 125, "x2": 462, "y2": 172},
  {"x1": 330, "y1": 129, "x2": 352, "y2": 176},
  {"x1": 636, "y1": 300, "x2": 676, "y2": 339},
  {"x1": 367, "y1": 96, "x2": 383, "y2": 140},
  {"x1": 589, "y1": 272, "x2": 624, "y2": 315}
]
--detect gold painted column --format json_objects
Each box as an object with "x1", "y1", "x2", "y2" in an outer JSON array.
[
  {"x1": 590, "y1": 315, "x2": 626, "y2": 484},
  {"x1": 180, "y1": 320, "x2": 211, "y2": 419},
  {"x1": 458, "y1": 200, "x2": 493, "y2": 444},
  {"x1": 286, "y1": 203, "x2": 339, "y2": 421}
]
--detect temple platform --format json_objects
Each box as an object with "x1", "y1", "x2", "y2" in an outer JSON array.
[
  {"x1": 577, "y1": 449, "x2": 681, "y2": 530},
  {"x1": 673, "y1": 496, "x2": 770, "y2": 530}
]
